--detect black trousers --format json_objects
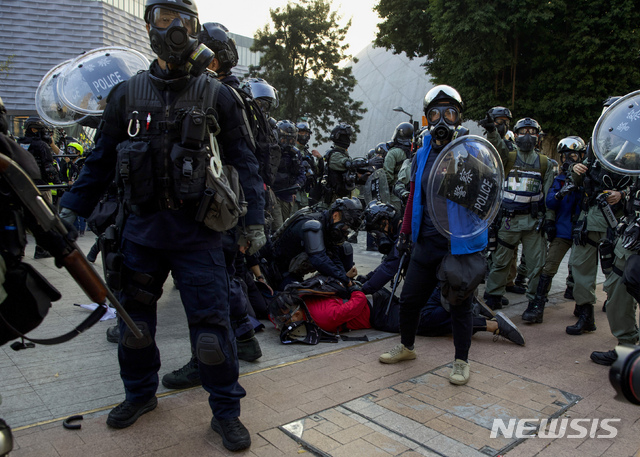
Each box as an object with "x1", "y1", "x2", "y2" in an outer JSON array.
[{"x1": 399, "y1": 236, "x2": 473, "y2": 361}]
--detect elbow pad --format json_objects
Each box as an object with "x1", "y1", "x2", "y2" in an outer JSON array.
[{"x1": 302, "y1": 220, "x2": 325, "y2": 255}]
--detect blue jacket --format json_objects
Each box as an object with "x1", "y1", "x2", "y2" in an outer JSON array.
[
  {"x1": 546, "y1": 173, "x2": 581, "y2": 240},
  {"x1": 411, "y1": 135, "x2": 488, "y2": 255}
]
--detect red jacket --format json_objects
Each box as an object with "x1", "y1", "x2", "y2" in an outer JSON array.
[{"x1": 303, "y1": 291, "x2": 371, "y2": 333}]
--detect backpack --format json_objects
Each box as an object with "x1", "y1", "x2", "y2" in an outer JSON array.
[
  {"x1": 228, "y1": 87, "x2": 281, "y2": 187},
  {"x1": 283, "y1": 274, "x2": 350, "y2": 299}
]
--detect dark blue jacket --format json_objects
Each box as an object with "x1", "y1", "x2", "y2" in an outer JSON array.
[
  {"x1": 61, "y1": 61, "x2": 264, "y2": 251},
  {"x1": 361, "y1": 244, "x2": 401, "y2": 295},
  {"x1": 545, "y1": 172, "x2": 581, "y2": 240}
]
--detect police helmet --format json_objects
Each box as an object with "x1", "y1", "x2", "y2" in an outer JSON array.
[
  {"x1": 392, "y1": 122, "x2": 414, "y2": 147},
  {"x1": 423, "y1": 85, "x2": 463, "y2": 114},
  {"x1": 144, "y1": 0, "x2": 198, "y2": 23},
  {"x1": 557, "y1": 136, "x2": 586, "y2": 155},
  {"x1": 242, "y1": 78, "x2": 279, "y2": 110},
  {"x1": 513, "y1": 117, "x2": 541, "y2": 135},
  {"x1": 375, "y1": 142, "x2": 389, "y2": 157},
  {"x1": 330, "y1": 197, "x2": 364, "y2": 229},
  {"x1": 367, "y1": 148, "x2": 376, "y2": 160},
  {"x1": 330, "y1": 123, "x2": 353, "y2": 149},
  {"x1": 296, "y1": 121, "x2": 311, "y2": 145},
  {"x1": 363, "y1": 201, "x2": 397, "y2": 232},
  {"x1": 24, "y1": 117, "x2": 47, "y2": 137},
  {"x1": 199, "y1": 23, "x2": 238, "y2": 71},
  {"x1": 276, "y1": 119, "x2": 298, "y2": 146},
  {"x1": 487, "y1": 106, "x2": 512, "y2": 121},
  {"x1": 67, "y1": 142, "x2": 84, "y2": 156}
]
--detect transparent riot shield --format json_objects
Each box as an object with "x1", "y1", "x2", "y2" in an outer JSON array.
[
  {"x1": 35, "y1": 60, "x2": 90, "y2": 127},
  {"x1": 57, "y1": 47, "x2": 149, "y2": 116},
  {"x1": 426, "y1": 135, "x2": 503, "y2": 239},
  {"x1": 593, "y1": 90, "x2": 640, "y2": 176}
]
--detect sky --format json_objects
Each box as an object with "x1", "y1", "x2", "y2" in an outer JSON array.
[{"x1": 199, "y1": 0, "x2": 381, "y2": 57}]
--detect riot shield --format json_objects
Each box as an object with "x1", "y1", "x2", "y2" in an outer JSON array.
[
  {"x1": 57, "y1": 47, "x2": 149, "y2": 116},
  {"x1": 426, "y1": 135, "x2": 503, "y2": 239},
  {"x1": 362, "y1": 168, "x2": 390, "y2": 204},
  {"x1": 593, "y1": 90, "x2": 640, "y2": 176},
  {"x1": 35, "y1": 60, "x2": 90, "y2": 127}
]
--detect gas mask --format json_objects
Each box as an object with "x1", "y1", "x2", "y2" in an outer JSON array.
[
  {"x1": 515, "y1": 134, "x2": 537, "y2": 152},
  {"x1": 328, "y1": 221, "x2": 350, "y2": 245},
  {"x1": 371, "y1": 231, "x2": 393, "y2": 255},
  {"x1": 427, "y1": 105, "x2": 460, "y2": 143},
  {"x1": 148, "y1": 8, "x2": 213, "y2": 76}
]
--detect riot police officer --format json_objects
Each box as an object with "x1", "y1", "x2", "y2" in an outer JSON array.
[
  {"x1": 271, "y1": 120, "x2": 305, "y2": 230},
  {"x1": 199, "y1": 22, "x2": 238, "y2": 86},
  {"x1": 58, "y1": 0, "x2": 264, "y2": 451},
  {"x1": 384, "y1": 122, "x2": 414, "y2": 212},
  {"x1": 294, "y1": 121, "x2": 323, "y2": 210},
  {"x1": 17, "y1": 116, "x2": 60, "y2": 258},
  {"x1": 522, "y1": 136, "x2": 585, "y2": 323},
  {"x1": 379, "y1": 85, "x2": 492, "y2": 387},
  {"x1": 266, "y1": 197, "x2": 363, "y2": 290},
  {"x1": 321, "y1": 123, "x2": 355, "y2": 206},
  {"x1": 482, "y1": 117, "x2": 555, "y2": 311}
]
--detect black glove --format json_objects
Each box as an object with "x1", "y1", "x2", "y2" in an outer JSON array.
[
  {"x1": 544, "y1": 220, "x2": 557, "y2": 242},
  {"x1": 622, "y1": 220, "x2": 640, "y2": 251},
  {"x1": 355, "y1": 274, "x2": 369, "y2": 284},
  {"x1": 478, "y1": 114, "x2": 495, "y2": 133},
  {"x1": 34, "y1": 220, "x2": 78, "y2": 266},
  {"x1": 396, "y1": 232, "x2": 412, "y2": 255}
]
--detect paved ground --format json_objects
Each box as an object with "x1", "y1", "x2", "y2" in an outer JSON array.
[{"x1": 3, "y1": 233, "x2": 637, "y2": 457}]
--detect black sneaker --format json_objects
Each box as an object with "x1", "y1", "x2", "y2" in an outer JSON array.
[
  {"x1": 211, "y1": 417, "x2": 251, "y2": 451},
  {"x1": 34, "y1": 246, "x2": 52, "y2": 259},
  {"x1": 107, "y1": 397, "x2": 157, "y2": 428},
  {"x1": 590, "y1": 349, "x2": 617, "y2": 366},
  {"x1": 494, "y1": 312, "x2": 526, "y2": 346},
  {"x1": 106, "y1": 325, "x2": 120, "y2": 343},
  {"x1": 161, "y1": 357, "x2": 201, "y2": 389}
]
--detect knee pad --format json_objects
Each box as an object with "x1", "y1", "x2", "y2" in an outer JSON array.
[
  {"x1": 122, "y1": 321, "x2": 153, "y2": 349},
  {"x1": 196, "y1": 333, "x2": 226, "y2": 366}
]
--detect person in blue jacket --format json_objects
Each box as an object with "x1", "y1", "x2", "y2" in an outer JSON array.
[
  {"x1": 378, "y1": 85, "x2": 493, "y2": 386},
  {"x1": 521, "y1": 136, "x2": 584, "y2": 323}
]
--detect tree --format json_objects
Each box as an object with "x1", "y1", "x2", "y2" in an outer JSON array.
[
  {"x1": 250, "y1": 0, "x2": 366, "y2": 144},
  {"x1": 0, "y1": 55, "x2": 15, "y2": 80},
  {"x1": 374, "y1": 0, "x2": 640, "y2": 153}
]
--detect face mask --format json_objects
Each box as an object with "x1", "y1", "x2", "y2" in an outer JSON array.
[
  {"x1": 328, "y1": 222, "x2": 347, "y2": 245},
  {"x1": 497, "y1": 123, "x2": 508, "y2": 138},
  {"x1": 515, "y1": 134, "x2": 536, "y2": 152}
]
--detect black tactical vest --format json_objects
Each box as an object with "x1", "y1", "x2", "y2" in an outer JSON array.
[{"x1": 116, "y1": 72, "x2": 220, "y2": 214}]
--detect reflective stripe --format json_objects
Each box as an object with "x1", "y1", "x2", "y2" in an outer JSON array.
[{"x1": 503, "y1": 191, "x2": 543, "y2": 203}]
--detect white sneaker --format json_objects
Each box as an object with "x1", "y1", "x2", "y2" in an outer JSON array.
[
  {"x1": 379, "y1": 344, "x2": 417, "y2": 364},
  {"x1": 449, "y1": 359, "x2": 470, "y2": 385}
]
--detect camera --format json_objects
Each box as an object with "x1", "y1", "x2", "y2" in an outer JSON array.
[{"x1": 609, "y1": 345, "x2": 640, "y2": 405}]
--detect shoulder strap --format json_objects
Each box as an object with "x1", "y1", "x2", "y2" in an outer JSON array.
[
  {"x1": 504, "y1": 150, "x2": 517, "y2": 177},
  {"x1": 539, "y1": 154, "x2": 548, "y2": 177}
]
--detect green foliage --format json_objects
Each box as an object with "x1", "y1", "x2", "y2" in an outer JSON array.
[
  {"x1": 250, "y1": 0, "x2": 366, "y2": 144},
  {"x1": 0, "y1": 55, "x2": 15, "y2": 79},
  {"x1": 375, "y1": 0, "x2": 640, "y2": 150}
]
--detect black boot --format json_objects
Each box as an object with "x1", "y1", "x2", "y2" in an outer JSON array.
[
  {"x1": 602, "y1": 300, "x2": 608, "y2": 313},
  {"x1": 522, "y1": 298, "x2": 545, "y2": 323},
  {"x1": 482, "y1": 292, "x2": 504, "y2": 310},
  {"x1": 564, "y1": 286, "x2": 574, "y2": 300},
  {"x1": 522, "y1": 274, "x2": 553, "y2": 324},
  {"x1": 573, "y1": 303, "x2": 583, "y2": 318},
  {"x1": 34, "y1": 245, "x2": 52, "y2": 259},
  {"x1": 566, "y1": 304, "x2": 596, "y2": 335},
  {"x1": 237, "y1": 329, "x2": 262, "y2": 362},
  {"x1": 514, "y1": 273, "x2": 528, "y2": 289}
]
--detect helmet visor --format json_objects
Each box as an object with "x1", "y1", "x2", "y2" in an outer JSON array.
[
  {"x1": 151, "y1": 7, "x2": 199, "y2": 36},
  {"x1": 427, "y1": 106, "x2": 459, "y2": 125},
  {"x1": 517, "y1": 126, "x2": 538, "y2": 135}
]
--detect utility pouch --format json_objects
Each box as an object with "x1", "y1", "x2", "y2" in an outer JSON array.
[
  {"x1": 572, "y1": 218, "x2": 587, "y2": 246},
  {"x1": 101, "y1": 224, "x2": 124, "y2": 291},
  {"x1": 487, "y1": 225, "x2": 497, "y2": 252},
  {"x1": 0, "y1": 262, "x2": 61, "y2": 345},
  {"x1": 181, "y1": 107, "x2": 208, "y2": 148},
  {"x1": 598, "y1": 238, "x2": 615, "y2": 275},
  {"x1": 116, "y1": 140, "x2": 154, "y2": 205},
  {"x1": 170, "y1": 143, "x2": 207, "y2": 201},
  {"x1": 202, "y1": 160, "x2": 247, "y2": 232}
]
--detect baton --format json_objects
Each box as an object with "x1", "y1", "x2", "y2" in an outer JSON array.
[{"x1": 385, "y1": 252, "x2": 407, "y2": 315}]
